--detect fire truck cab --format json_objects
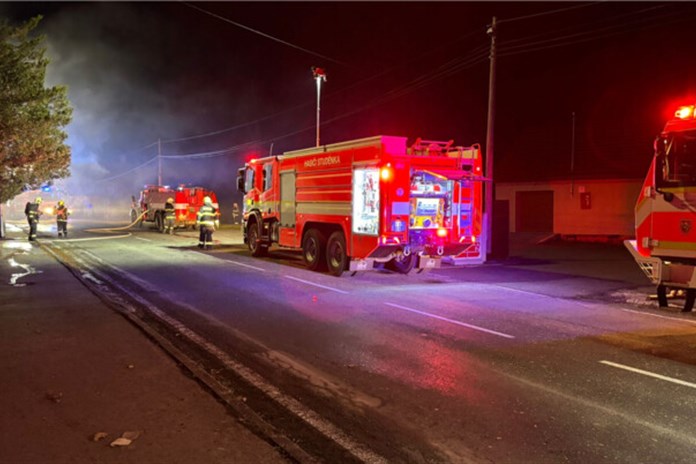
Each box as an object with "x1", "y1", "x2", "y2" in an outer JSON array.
[
  {"x1": 625, "y1": 104, "x2": 696, "y2": 311},
  {"x1": 237, "y1": 135, "x2": 485, "y2": 276}
]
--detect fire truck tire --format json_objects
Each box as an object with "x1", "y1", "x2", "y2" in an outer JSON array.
[
  {"x1": 326, "y1": 231, "x2": 347, "y2": 277},
  {"x1": 386, "y1": 253, "x2": 416, "y2": 274},
  {"x1": 247, "y1": 221, "x2": 268, "y2": 257},
  {"x1": 155, "y1": 212, "x2": 164, "y2": 233},
  {"x1": 303, "y1": 228, "x2": 327, "y2": 272},
  {"x1": 656, "y1": 285, "x2": 668, "y2": 307},
  {"x1": 683, "y1": 289, "x2": 696, "y2": 312}
]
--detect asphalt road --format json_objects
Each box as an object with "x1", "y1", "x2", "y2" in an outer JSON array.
[{"x1": 17, "y1": 219, "x2": 696, "y2": 463}]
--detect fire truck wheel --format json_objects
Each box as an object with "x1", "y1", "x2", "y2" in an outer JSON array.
[
  {"x1": 683, "y1": 289, "x2": 696, "y2": 312},
  {"x1": 656, "y1": 285, "x2": 668, "y2": 307},
  {"x1": 247, "y1": 221, "x2": 268, "y2": 257},
  {"x1": 326, "y1": 231, "x2": 347, "y2": 277},
  {"x1": 303, "y1": 228, "x2": 327, "y2": 272},
  {"x1": 386, "y1": 253, "x2": 416, "y2": 274}
]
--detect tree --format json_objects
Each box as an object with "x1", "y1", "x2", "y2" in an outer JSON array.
[{"x1": 0, "y1": 16, "x2": 72, "y2": 205}]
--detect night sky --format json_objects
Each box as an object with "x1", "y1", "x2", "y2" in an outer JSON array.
[{"x1": 3, "y1": 2, "x2": 696, "y2": 210}]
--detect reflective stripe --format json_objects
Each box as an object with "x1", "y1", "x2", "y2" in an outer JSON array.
[
  {"x1": 296, "y1": 202, "x2": 352, "y2": 215},
  {"x1": 197, "y1": 204, "x2": 217, "y2": 227}
]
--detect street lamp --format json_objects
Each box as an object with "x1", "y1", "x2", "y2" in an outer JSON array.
[{"x1": 312, "y1": 66, "x2": 327, "y2": 147}]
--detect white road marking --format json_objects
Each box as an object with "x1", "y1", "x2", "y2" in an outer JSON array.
[
  {"x1": 47, "y1": 233, "x2": 132, "y2": 242},
  {"x1": 81, "y1": 272, "x2": 104, "y2": 285},
  {"x1": 600, "y1": 360, "x2": 696, "y2": 390},
  {"x1": 8, "y1": 257, "x2": 35, "y2": 286},
  {"x1": 134, "y1": 236, "x2": 152, "y2": 242},
  {"x1": 621, "y1": 308, "x2": 696, "y2": 325},
  {"x1": 284, "y1": 275, "x2": 350, "y2": 294},
  {"x1": 384, "y1": 302, "x2": 515, "y2": 339},
  {"x1": 224, "y1": 259, "x2": 266, "y2": 272},
  {"x1": 66, "y1": 252, "x2": 387, "y2": 463}
]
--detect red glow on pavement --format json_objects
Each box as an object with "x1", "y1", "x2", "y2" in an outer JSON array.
[{"x1": 360, "y1": 335, "x2": 488, "y2": 400}]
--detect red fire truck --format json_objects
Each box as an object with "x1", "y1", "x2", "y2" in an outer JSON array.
[
  {"x1": 237, "y1": 135, "x2": 485, "y2": 276},
  {"x1": 625, "y1": 104, "x2": 696, "y2": 311},
  {"x1": 134, "y1": 185, "x2": 219, "y2": 232}
]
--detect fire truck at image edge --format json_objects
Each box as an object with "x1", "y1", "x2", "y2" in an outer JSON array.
[
  {"x1": 237, "y1": 135, "x2": 486, "y2": 276},
  {"x1": 625, "y1": 103, "x2": 696, "y2": 311}
]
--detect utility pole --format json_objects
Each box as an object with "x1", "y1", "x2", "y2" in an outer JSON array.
[
  {"x1": 570, "y1": 111, "x2": 576, "y2": 196},
  {"x1": 312, "y1": 67, "x2": 327, "y2": 147},
  {"x1": 157, "y1": 138, "x2": 162, "y2": 186},
  {"x1": 485, "y1": 16, "x2": 497, "y2": 256}
]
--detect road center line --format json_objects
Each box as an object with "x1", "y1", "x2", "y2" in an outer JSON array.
[
  {"x1": 384, "y1": 302, "x2": 515, "y2": 339},
  {"x1": 284, "y1": 275, "x2": 349, "y2": 294},
  {"x1": 600, "y1": 360, "x2": 696, "y2": 390},
  {"x1": 620, "y1": 308, "x2": 696, "y2": 325},
  {"x1": 224, "y1": 259, "x2": 266, "y2": 272},
  {"x1": 134, "y1": 236, "x2": 152, "y2": 242}
]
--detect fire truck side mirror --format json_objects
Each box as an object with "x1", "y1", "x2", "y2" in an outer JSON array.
[
  {"x1": 654, "y1": 136, "x2": 666, "y2": 156},
  {"x1": 237, "y1": 175, "x2": 245, "y2": 193}
]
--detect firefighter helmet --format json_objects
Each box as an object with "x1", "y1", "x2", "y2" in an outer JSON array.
[
  {"x1": 58, "y1": 200, "x2": 64, "y2": 206},
  {"x1": 35, "y1": 196, "x2": 42, "y2": 203},
  {"x1": 167, "y1": 197, "x2": 174, "y2": 203},
  {"x1": 203, "y1": 196, "x2": 212, "y2": 205}
]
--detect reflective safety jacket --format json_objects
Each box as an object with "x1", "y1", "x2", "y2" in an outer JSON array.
[
  {"x1": 165, "y1": 202, "x2": 175, "y2": 220},
  {"x1": 197, "y1": 204, "x2": 217, "y2": 228},
  {"x1": 56, "y1": 205, "x2": 69, "y2": 222},
  {"x1": 25, "y1": 202, "x2": 41, "y2": 222}
]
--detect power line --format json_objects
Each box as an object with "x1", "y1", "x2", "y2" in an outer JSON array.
[
  {"x1": 160, "y1": 29, "x2": 486, "y2": 146},
  {"x1": 499, "y1": 7, "x2": 695, "y2": 57},
  {"x1": 104, "y1": 3, "x2": 685, "y2": 180},
  {"x1": 502, "y1": 5, "x2": 666, "y2": 47},
  {"x1": 97, "y1": 40, "x2": 492, "y2": 180},
  {"x1": 497, "y1": 2, "x2": 604, "y2": 25},
  {"x1": 95, "y1": 156, "x2": 158, "y2": 183},
  {"x1": 160, "y1": 101, "x2": 308, "y2": 144},
  {"x1": 180, "y1": 1, "x2": 349, "y2": 67}
]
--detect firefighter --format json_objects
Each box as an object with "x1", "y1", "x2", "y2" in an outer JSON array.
[
  {"x1": 55, "y1": 200, "x2": 69, "y2": 237},
  {"x1": 196, "y1": 196, "x2": 217, "y2": 249},
  {"x1": 164, "y1": 197, "x2": 175, "y2": 235},
  {"x1": 24, "y1": 196, "x2": 42, "y2": 241},
  {"x1": 232, "y1": 202, "x2": 240, "y2": 224}
]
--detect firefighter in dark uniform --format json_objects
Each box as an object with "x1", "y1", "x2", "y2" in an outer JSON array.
[
  {"x1": 196, "y1": 196, "x2": 217, "y2": 249},
  {"x1": 55, "y1": 200, "x2": 69, "y2": 237},
  {"x1": 24, "y1": 196, "x2": 42, "y2": 241},
  {"x1": 164, "y1": 197, "x2": 175, "y2": 235}
]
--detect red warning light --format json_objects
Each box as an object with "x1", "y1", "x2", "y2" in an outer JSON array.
[
  {"x1": 380, "y1": 163, "x2": 393, "y2": 181},
  {"x1": 675, "y1": 105, "x2": 695, "y2": 119}
]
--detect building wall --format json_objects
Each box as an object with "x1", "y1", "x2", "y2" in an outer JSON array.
[{"x1": 496, "y1": 179, "x2": 642, "y2": 236}]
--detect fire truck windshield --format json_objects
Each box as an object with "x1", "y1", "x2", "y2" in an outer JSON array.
[{"x1": 656, "y1": 129, "x2": 696, "y2": 188}]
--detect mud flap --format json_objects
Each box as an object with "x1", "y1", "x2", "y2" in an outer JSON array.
[{"x1": 416, "y1": 255, "x2": 441, "y2": 270}]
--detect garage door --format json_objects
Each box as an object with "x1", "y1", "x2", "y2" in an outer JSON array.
[{"x1": 516, "y1": 190, "x2": 554, "y2": 232}]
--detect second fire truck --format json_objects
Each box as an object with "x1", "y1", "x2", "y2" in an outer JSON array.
[
  {"x1": 237, "y1": 135, "x2": 486, "y2": 276},
  {"x1": 625, "y1": 103, "x2": 696, "y2": 311},
  {"x1": 134, "y1": 185, "x2": 219, "y2": 232}
]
